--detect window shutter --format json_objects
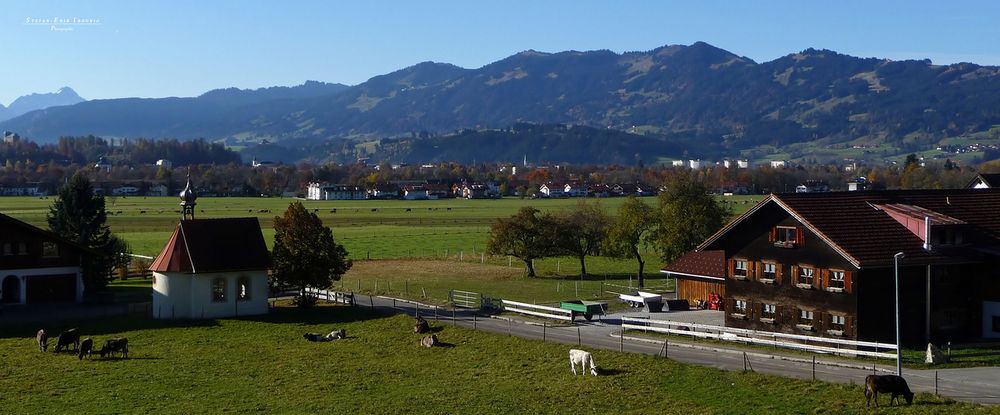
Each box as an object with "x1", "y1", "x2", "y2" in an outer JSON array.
[
  {"x1": 768, "y1": 227, "x2": 777, "y2": 242},
  {"x1": 796, "y1": 227, "x2": 805, "y2": 246},
  {"x1": 791, "y1": 265, "x2": 799, "y2": 284},
  {"x1": 844, "y1": 270, "x2": 854, "y2": 294},
  {"x1": 775, "y1": 263, "x2": 782, "y2": 284},
  {"x1": 727, "y1": 259, "x2": 735, "y2": 278},
  {"x1": 846, "y1": 316, "x2": 855, "y2": 337},
  {"x1": 819, "y1": 269, "x2": 828, "y2": 291},
  {"x1": 754, "y1": 261, "x2": 762, "y2": 281},
  {"x1": 812, "y1": 268, "x2": 821, "y2": 290}
]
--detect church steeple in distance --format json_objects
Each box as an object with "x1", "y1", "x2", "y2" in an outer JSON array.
[{"x1": 179, "y1": 172, "x2": 197, "y2": 220}]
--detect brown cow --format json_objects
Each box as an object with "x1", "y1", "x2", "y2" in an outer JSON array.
[
  {"x1": 78, "y1": 338, "x2": 93, "y2": 360},
  {"x1": 865, "y1": 374, "x2": 914, "y2": 407}
]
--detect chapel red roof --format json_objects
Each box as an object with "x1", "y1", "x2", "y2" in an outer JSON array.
[{"x1": 149, "y1": 218, "x2": 270, "y2": 273}]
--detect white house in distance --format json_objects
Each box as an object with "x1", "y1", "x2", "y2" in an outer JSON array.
[
  {"x1": 156, "y1": 159, "x2": 172, "y2": 169},
  {"x1": 149, "y1": 179, "x2": 270, "y2": 319}
]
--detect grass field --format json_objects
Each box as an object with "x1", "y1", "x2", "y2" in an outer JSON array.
[
  {"x1": 0, "y1": 195, "x2": 762, "y2": 265},
  {"x1": 1, "y1": 305, "x2": 988, "y2": 414}
]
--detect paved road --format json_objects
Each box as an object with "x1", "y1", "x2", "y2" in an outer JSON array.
[{"x1": 355, "y1": 294, "x2": 1000, "y2": 405}]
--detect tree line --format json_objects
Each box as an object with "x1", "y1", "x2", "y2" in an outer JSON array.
[{"x1": 487, "y1": 174, "x2": 730, "y2": 287}]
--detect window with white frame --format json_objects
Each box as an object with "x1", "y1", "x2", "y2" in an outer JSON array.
[
  {"x1": 830, "y1": 314, "x2": 846, "y2": 330},
  {"x1": 734, "y1": 259, "x2": 748, "y2": 277},
  {"x1": 762, "y1": 263, "x2": 777, "y2": 280},
  {"x1": 734, "y1": 300, "x2": 747, "y2": 314},
  {"x1": 761, "y1": 303, "x2": 776, "y2": 319},
  {"x1": 776, "y1": 226, "x2": 798, "y2": 243},
  {"x1": 799, "y1": 309, "x2": 814, "y2": 325},
  {"x1": 829, "y1": 271, "x2": 845, "y2": 289},
  {"x1": 798, "y1": 267, "x2": 815, "y2": 285}
]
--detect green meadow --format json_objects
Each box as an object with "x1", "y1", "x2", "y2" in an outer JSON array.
[
  {"x1": 0, "y1": 195, "x2": 762, "y2": 261},
  {"x1": 1, "y1": 306, "x2": 986, "y2": 414}
]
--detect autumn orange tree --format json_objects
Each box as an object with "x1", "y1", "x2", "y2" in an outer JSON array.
[{"x1": 271, "y1": 201, "x2": 351, "y2": 305}]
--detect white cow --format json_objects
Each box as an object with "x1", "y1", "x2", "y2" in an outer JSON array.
[{"x1": 569, "y1": 349, "x2": 598, "y2": 376}]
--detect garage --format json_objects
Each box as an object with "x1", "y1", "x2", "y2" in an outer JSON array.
[{"x1": 25, "y1": 274, "x2": 77, "y2": 304}]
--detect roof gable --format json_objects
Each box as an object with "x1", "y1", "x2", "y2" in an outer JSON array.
[
  {"x1": 0, "y1": 213, "x2": 93, "y2": 254},
  {"x1": 701, "y1": 189, "x2": 1000, "y2": 269}
]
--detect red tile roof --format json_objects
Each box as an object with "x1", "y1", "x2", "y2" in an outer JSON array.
[
  {"x1": 150, "y1": 218, "x2": 270, "y2": 273},
  {"x1": 700, "y1": 189, "x2": 1000, "y2": 269},
  {"x1": 661, "y1": 250, "x2": 725, "y2": 279}
]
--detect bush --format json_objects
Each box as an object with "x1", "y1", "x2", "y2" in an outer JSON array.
[{"x1": 292, "y1": 294, "x2": 318, "y2": 308}]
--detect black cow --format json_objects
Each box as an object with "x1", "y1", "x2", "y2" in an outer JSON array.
[
  {"x1": 865, "y1": 374, "x2": 914, "y2": 407},
  {"x1": 78, "y1": 338, "x2": 93, "y2": 360},
  {"x1": 414, "y1": 316, "x2": 430, "y2": 334},
  {"x1": 99, "y1": 338, "x2": 129, "y2": 359},
  {"x1": 53, "y1": 328, "x2": 80, "y2": 353}
]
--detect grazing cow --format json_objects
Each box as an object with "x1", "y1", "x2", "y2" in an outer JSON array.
[
  {"x1": 99, "y1": 338, "x2": 129, "y2": 358},
  {"x1": 53, "y1": 328, "x2": 80, "y2": 353},
  {"x1": 569, "y1": 349, "x2": 598, "y2": 376},
  {"x1": 865, "y1": 375, "x2": 914, "y2": 407},
  {"x1": 78, "y1": 338, "x2": 93, "y2": 360},
  {"x1": 414, "y1": 316, "x2": 430, "y2": 334},
  {"x1": 303, "y1": 333, "x2": 325, "y2": 342},
  {"x1": 36, "y1": 329, "x2": 48, "y2": 352},
  {"x1": 420, "y1": 335, "x2": 439, "y2": 348}
]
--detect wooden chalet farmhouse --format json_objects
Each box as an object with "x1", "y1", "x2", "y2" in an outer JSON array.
[
  {"x1": 150, "y1": 179, "x2": 271, "y2": 319},
  {"x1": 0, "y1": 213, "x2": 90, "y2": 305},
  {"x1": 668, "y1": 189, "x2": 1000, "y2": 346}
]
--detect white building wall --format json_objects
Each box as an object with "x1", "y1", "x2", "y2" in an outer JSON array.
[
  {"x1": 153, "y1": 270, "x2": 268, "y2": 319},
  {"x1": 0, "y1": 266, "x2": 84, "y2": 304}
]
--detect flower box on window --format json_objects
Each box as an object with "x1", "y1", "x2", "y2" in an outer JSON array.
[
  {"x1": 795, "y1": 283, "x2": 813, "y2": 290},
  {"x1": 826, "y1": 287, "x2": 844, "y2": 293},
  {"x1": 732, "y1": 275, "x2": 747, "y2": 281},
  {"x1": 773, "y1": 241, "x2": 796, "y2": 248},
  {"x1": 730, "y1": 313, "x2": 747, "y2": 320},
  {"x1": 759, "y1": 317, "x2": 775, "y2": 324},
  {"x1": 826, "y1": 329, "x2": 844, "y2": 337},
  {"x1": 759, "y1": 278, "x2": 775, "y2": 284},
  {"x1": 796, "y1": 324, "x2": 814, "y2": 331}
]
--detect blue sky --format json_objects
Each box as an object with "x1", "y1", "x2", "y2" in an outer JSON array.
[{"x1": 2, "y1": 0, "x2": 999, "y2": 105}]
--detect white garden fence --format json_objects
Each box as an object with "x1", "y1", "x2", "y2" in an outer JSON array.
[
  {"x1": 621, "y1": 317, "x2": 897, "y2": 359},
  {"x1": 500, "y1": 300, "x2": 573, "y2": 321}
]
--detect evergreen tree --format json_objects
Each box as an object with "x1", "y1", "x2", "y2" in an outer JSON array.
[
  {"x1": 271, "y1": 202, "x2": 351, "y2": 305},
  {"x1": 47, "y1": 172, "x2": 130, "y2": 293}
]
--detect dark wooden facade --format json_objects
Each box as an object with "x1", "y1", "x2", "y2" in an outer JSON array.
[
  {"x1": 698, "y1": 191, "x2": 1000, "y2": 346},
  {"x1": 0, "y1": 214, "x2": 86, "y2": 305}
]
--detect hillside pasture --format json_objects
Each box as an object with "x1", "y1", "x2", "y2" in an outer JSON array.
[{"x1": 0, "y1": 306, "x2": 981, "y2": 414}]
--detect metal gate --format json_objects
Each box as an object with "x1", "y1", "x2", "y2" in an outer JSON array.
[{"x1": 449, "y1": 290, "x2": 481, "y2": 309}]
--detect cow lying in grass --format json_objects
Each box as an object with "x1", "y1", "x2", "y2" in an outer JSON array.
[
  {"x1": 414, "y1": 316, "x2": 430, "y2": 334},
  {"x1": 53, "y1": 328, "x2": 80, "y2": 353},
  {"x1": 865, "y1": 374, "x2": 914, "y2": 407},
  {"x1": 420, "y1": 335, "x2": 439, "y2": 348},
  {"x1": 569, "y1": 349, "x2": 598, "y2": 376},
  {"x1": 36, "y1": 329, "x2": 48, "y2": 352},
  {"x1": 303, "y1": 329, "x2": 347, "y2": 342},
  {"x1": 99, "y1": 338, "x2": 129, "y2": 359},
  {"x1": 78, "y1": 338, "x2": 93, "y2": 360}
]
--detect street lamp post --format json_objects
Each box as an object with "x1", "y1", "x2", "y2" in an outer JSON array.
[{"x1": 894, "y1": 251, "x2": 905, "y2": 376}]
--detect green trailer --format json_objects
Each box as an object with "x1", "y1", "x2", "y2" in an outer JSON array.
[{"x1": 559, "y1": 300, "x2": 608, "y2": 321}]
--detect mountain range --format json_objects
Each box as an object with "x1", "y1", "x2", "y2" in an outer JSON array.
[
  {"x1": 0, "y1": 87, "x2": 85, "y2": 123},
  {"x1": 3, "y1": 42, "x2": 1000, "y2": 164}
]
